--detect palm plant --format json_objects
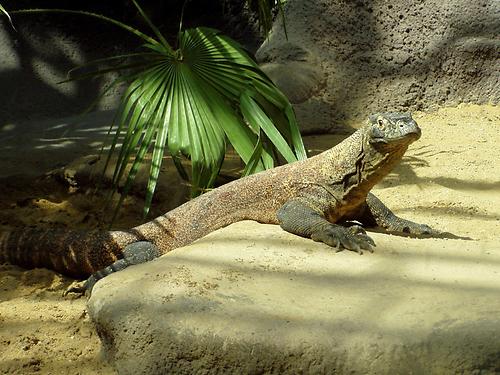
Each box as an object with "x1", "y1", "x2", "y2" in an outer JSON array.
[
  {"x1": 4, "y1": 0, "x2": 305, "y2": 220},
  {"x1": 0, "y1": 3, "x2": 14, "y2": 29},
  {"x1": 248, "y1": 0, "x2": 287, "y2": 37}
]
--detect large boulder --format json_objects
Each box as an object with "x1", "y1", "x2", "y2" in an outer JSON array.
[
  {"x1": 87, "y1": 221, "x2": 500, "y2": 374},
  {"x1": 86, "y1": 108, "x2": 500, "y2": 373},
  {"x1": 257, "y1": 0, "x2": 500, "y2": 132}
]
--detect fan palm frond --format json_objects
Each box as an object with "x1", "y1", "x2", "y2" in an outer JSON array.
[
  {"x1": 9, "y1": 1, "x2": 304, "y2": 220},
  {"x1": 105, "y1": 24, "x2": 306, "y2": 219},
  {"x1": 0, "y1": 3, "x2": 15, "y2": 30},
  {"x1": 247, "y1": 0, "x2": 287, "y2": 37}
]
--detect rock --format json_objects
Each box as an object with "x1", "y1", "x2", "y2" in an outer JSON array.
[
  {"x1": 256, "y1": 0, "x2": 500, "y2": 132},
  {"x1": 259, "y1": 42, "x2": 326, "y2": 104},
  {"x1": 0, "y1": 15, "x2": 133, "y2": 125},
  {"x1": 46, "y1": 153, "x2": 189, "y2": 211},
  {"x1": 88, "y1": 221, "x2": 500, "y2": 374}
]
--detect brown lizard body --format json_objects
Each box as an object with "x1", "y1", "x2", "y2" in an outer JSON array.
[{"x1": 0, "y1": 113, "x2": 437, "y2": 286}]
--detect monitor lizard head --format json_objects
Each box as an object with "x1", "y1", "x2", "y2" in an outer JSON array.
[{"x1": 366, "y1": 112, "x2": 421, "y2": 152}]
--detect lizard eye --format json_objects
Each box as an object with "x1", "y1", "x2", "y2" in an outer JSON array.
[{"x1": 377, "y1": 119, "x2": 385, "y2": 129}]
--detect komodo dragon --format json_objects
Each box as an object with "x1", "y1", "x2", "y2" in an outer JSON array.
[{"x1": 0, "y1": 112, "x2": 439, "y2": 292}]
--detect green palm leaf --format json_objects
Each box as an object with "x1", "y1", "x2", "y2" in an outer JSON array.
[
  {"x1": 246, "y1": 0, "x2": 287, "y2": 37},
  {"x1": 106, "y1": 23, "x2": 306, "y2": 219},
  {"x1": 0, "y1": 3, "x2": 15, "y2": 30},
  {"x1": 7, "y1": 2, "x2": 303, "y2": 220}
]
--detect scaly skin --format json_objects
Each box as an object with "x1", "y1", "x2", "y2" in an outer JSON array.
[{"x1": 0, "y1": 112, "x2": 438, "y2": 282}]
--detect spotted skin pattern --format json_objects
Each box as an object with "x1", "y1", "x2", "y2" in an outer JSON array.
[{"x1": 0, "y1": 113, "x2": 439, "y2": 286}]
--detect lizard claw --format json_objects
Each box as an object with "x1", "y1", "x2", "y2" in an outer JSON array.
[
  {"x1": 63, "y1": 275, "x2": 97, "y2": 298},
  {"x1": 311, "y1": 224, "x2": 375, "y2": 254},
  {"x1": 347, "y1": 225, "x2": 376, "y2": 249},
  {"x1": 347, "y1": 224, "x2": 366, "y2": 235},
  {"x1": 63, "y1": 280, "x2": 89, "y2": 298}
]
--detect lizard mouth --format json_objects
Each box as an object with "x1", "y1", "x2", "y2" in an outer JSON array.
[{"x1": 370, "y1": 128, "x2": 421, "y2": 144}]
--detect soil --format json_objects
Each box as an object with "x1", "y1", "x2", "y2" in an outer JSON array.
[{"x1": 0, "y1": 104, "x2": 499, "y2": 374}]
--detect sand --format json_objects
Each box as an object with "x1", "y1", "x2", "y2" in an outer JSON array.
[{"x1": 0, "y1": 104, "x2": 498, "y2": 374}]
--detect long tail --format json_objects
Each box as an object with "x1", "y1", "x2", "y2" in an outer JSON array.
[
  {"x1": 0, "y1": 168, "x2": 285, "y2": 278},
  {"x1": 0, "y1": 228, "x2": 140, "y2": 278}
]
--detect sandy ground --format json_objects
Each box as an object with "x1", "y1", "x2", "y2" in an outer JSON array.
[{"x1": 0, "y1": 104, "x2": 498, "y2": 374}]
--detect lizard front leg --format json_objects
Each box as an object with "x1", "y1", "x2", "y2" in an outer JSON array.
[
  {"x1": 361, "y1": 193, "x2": 438, "y2": 236},
  {"x1": 277, "y1": 196, "x2": 375, "y2": 254}
]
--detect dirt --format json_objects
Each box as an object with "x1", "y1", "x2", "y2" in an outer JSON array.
[{"x1": 0, "y1": 104, "x2": 499, "y2": 374}]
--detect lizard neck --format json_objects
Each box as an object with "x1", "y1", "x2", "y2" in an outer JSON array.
[{"x1": 328, "y1": 129, "x2": 409, "y2": 203}]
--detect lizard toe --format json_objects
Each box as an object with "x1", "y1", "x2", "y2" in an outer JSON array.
[
  {"x1": 347, "y1": 224, "x2": 367, "y2": 235},
  {"x1": 63, "y1": 280, "x2": 89, "y2": 298},
  {"x1": 311, "y1": 227, "x2": 341, "y2": 248},
  {"x1": 339, "y1": 237, "x2": 362, "y2": 254},
  {"x1": 353, "y1": 236, "x2": 375, "y2": 254},
  {"x1": 360, "y1": 234, "x2": 376, "y2": 248},
  {"x1": 310, "y1": 225, "x2": 375, "y2": 254}
]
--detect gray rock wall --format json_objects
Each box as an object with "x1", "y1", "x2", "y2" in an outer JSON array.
[
  {"x1": 257, "y1": 0, "x2": 500, "y2": 132},
  {"x1": 1, "y1": 1, "x2": 498, "y2": 132},
  {"x1": 0, "y1": 3, "x2": 258, "y2": 126},
  {"x1": 0, "y1": 14, "x2": 135, "y2": 124}
]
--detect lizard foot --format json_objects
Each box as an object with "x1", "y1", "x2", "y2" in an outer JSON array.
[
  {"x1": 397, "y1": 220, "x2": 440, "y2": 237},
  {"x1": 382, "y1": 220, "x2": 471, "y2": 240},
  {"x1": 63, "y1": 279, "x2": 89, "y2": 298},
  {"x1": 311, "y1": 224, "x2": 375, "y2": 254},
  {"x1": 64, "y1": 241, "x2": 161, "y2": 298}
]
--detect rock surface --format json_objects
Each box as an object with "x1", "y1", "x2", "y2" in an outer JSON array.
[
  {"x1": 257, "y1": 0, "x2": 500, "y2": 132},
  {"x1": 259, "y1": 42, "x2": 326, "y2": 104},
  {"x1": 1, "y1": 104, "x2": 498, "y2": 374},
  {"x1": 88, "y1": 221, "x2": 500, "y2": 374},
  {"x1": 2, "y1": 1, "x2": 498, "y2": 132},
  {"x1": 86, "y1": 105, "x2": 500, "y2": 374},
  {"x1": 0, "y1": 2, "x2": 260, "y2": 125}
]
